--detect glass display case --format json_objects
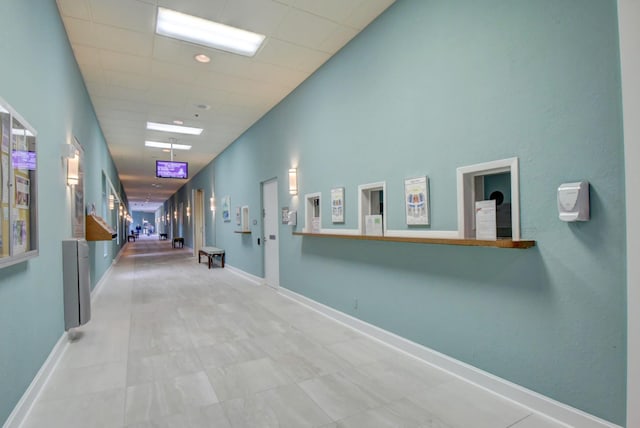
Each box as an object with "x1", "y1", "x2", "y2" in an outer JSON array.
[{"x1": 0, "y1": 96, "x2": 38, "y2": 268}]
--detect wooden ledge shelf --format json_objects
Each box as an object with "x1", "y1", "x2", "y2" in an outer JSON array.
[
  {"x1": 234, "y1": 230, "x2": 251, "y2": 234},
  {"x1": 86, "y1": 214, "x2": 117, "y2": 241},
  {"x1": 292, "y1": 232, "x2": 535, "y2": 249}
]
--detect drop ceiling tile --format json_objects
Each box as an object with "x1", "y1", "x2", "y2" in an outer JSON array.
[
  {"x1": 99, "y1": 109, "x2": 148, "y2": 122},
  {"x1": 77, "y1": 63, "x2": 106, "y2": 85},
  {"x1": 151, "y1": 60, "x2": 200, "y2": 85},
  {"x1": 89, "y1": 84, "x2": 148, "y2": 103},
  {"x1": 71, "y1": 44, "x2": 102, "y2": 67},
  {"x1": 145, "y1": 80, "x2": 192, "y2": 104},
  {"x1": 244, "y1": 62, "x2": 309, "y2": 88},
  {"x1": 218, "y1": 0, "x2": 288, "y2": 35},
  {"x1": 344, "y1": 0, "x2": 395, "y2": 30},
  {"x1": 89, "y1": 0, "x2": 156, "y2": 33},
  {"x1": 257, "y1": 38, "x2": 331, "y2": 72},
  {"x1": 62, "y1": 17, "x2": 96, "y2": 45},
  {"x1": 152, "y1": 36, "x2": 234, "y2": 68},
  {"x1": 105, "y1": 70, "x2": 152, "y2": 91},
  {"x1": 157, "y1": 0, "x2": 227, "y2": 22},
  {"x1": 100, "y1": 50, "x2": 152, "y2": 75},
  {"x1": 291, "y1": 0, "x2": 361, "y2": 23},
  {"x1": 91, "y1": 23, "x2": 155, "y2": 56},
  {"x1": 92, "y1": 96, "x2": 150, "y2": 113},
  {"x1": 57, "y1": 0, "x2": 91, "y2": 20},
  {"x1": 275, "y1": 8, "x2": 338, "y2": 51},
  {"x1": 319, "y1": 24, "x2": 359, "y2": 53}
]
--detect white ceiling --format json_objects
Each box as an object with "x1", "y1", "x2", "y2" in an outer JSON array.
[{"x1": 56, "y1": 0, "x2": 395, "y2": 212}]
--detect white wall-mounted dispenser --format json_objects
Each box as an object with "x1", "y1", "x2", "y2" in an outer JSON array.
[
  {"x1": 557, "y1": 181, "x2": 590, "y2": 222},
  {"x1": 288, "y1": 210, "x2": 297, "y2": 226}
]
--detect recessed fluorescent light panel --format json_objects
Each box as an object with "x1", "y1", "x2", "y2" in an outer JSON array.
[
  {"x1": 146, "y1": 122, "x2": 203, "y2": 135},
  {"x1": 145, "y1": 141, "x2": 192, "y2": 150},
  {"x1": 156, "y1": 7, "x2": 266, "y2": 57}
]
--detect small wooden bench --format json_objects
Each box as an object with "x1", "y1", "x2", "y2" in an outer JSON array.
[
  {"x1": 198, "y1": 246, "x2": 225, "y2": 269},
  {"x1": 173, "y1": 237, "x2": 184, "y2": 248},
  {"x1": 159, "y1": 233, "x2": 168, "y2": 240},
  {"x1": 127, "y1": 234, "x2": 136, "y2": 242}
]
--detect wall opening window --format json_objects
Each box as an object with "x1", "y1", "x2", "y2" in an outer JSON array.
[
  {"x1": 304, "y1": 193, "x2": 321, "y2": 233},
  {"x1": 457, "y1": 158, "x2": 520, "y2": 240},
  {"x1": 359, "y1": 182, "x2": 386, "y2": 236}
]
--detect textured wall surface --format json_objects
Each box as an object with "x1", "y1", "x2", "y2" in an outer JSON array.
[
  {"x1": 176, "y1": 0, "x2": 626, "y2": 423},
  {"x1": 0, "y1": 1, "x2": 125, "y2": 423}
]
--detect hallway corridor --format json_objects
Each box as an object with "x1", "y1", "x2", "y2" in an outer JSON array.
[{"x1": 20, "y1": 239, "x2": 562, "y2": 428}]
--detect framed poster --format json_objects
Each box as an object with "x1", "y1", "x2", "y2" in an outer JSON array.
[
  {"x1": 331, "y1": 187, "x2": 344, "y2": 223},
  {"x1": 222, "y1": 196, "x2": 230, "y2": 222},
  {"x1": 405, "y1": 176, "x2": 429, "y2": 225}
]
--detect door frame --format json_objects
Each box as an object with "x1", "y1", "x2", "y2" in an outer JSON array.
[
  {"x1": 192, "y1": 189, "x2": 205, "y2": 255},
  {"x1": 618, "y1": 1, "x2": 640, "y2": 426},
  {"x1": 262, "y1": 178, "x2": 279, "y2": 289}
]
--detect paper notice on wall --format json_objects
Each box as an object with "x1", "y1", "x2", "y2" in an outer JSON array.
[
  {"x1": 365, "y1": 214, "x2": 383, "y2": 236},
  {"x1": 475, "y1": 200, "x2": 497, "y2": 241}
]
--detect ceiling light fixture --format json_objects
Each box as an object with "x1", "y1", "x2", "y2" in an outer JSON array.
[
  {"x1": 145, "y1": 141, "x2": 192, "y2": 150},
  {"x1": 194, "y1": 53, "x2": 211, "y2": 63},
  {"x1": 156, "y1": 7, "x2": 266, "y2": 57},
  {"x1": 173, "y1": 120, "x2": 184, "y2": 125},
  {"x1": 146, "y1": 121, "x2": 203, "y2": 135}
]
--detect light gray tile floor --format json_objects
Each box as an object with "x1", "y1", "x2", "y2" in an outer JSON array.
[{"x1": 21, "y1": 236, "x2": 567, "y2": 427}]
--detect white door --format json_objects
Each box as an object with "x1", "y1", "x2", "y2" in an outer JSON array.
[{"x1": 263, "y1": 179, "x2": 279, "y2": 288}]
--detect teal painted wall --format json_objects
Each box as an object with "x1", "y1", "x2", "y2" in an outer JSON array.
[
  {"x1": 178, "y1": 0, "x2": 626, "y2": 423},
  {"x1": 131, "y1": 211, "x2": 155, "y2": 234},
  {"x1": 0, "y1": 1, "x2": 125, "y2": 423}
]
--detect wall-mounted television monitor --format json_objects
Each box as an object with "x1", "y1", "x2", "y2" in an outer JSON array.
[
  {"x1": 12, "y1": 150, "x2": 37, "y2": 170},
  {"x1": 156, "y1": 160, "x2": 188, "y2": 179}
]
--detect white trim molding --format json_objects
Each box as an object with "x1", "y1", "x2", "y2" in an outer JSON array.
[
  {"x1": 225, "y1": 264, "x2": 264, "y2": 286},
  {"x1": 278, "y1": 286, "x2": 621, "y2": 428},
  {"x1": 457, "y1": 157, "x2": 520, "y2": 240},
  {"x1": 357, "y1": 181, "x2": 387, "y2": 235},
  {"x1": 2, "y1": 335, "x2": 68, "y2": 428},
  {"x1": 618, "y1": 1, "x2": 640, "y2": 426},
  {"x1": 303, "y1": 192, "x2": 322, "y2": 233}
]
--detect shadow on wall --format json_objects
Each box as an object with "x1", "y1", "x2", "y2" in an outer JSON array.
[{"x1": 300, "y1": 237, "x2": 551, "y2": 295}]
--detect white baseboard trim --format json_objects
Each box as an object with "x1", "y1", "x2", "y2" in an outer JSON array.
[
  {"x1": 226, "y1": 264, "x2": 265, "y2": 286},
  {"x1": 90, "y1": 263, "x2": 114, "y2": 304},
  {"x1": 278, "y1": 287, "x2": 621, "y2": 428},
  {"x1": 2, "y1": 334, "x2": 69, "y2": 428},
  {"x1": 3, "y1": 262, "x2": 121, "y2": 428}
]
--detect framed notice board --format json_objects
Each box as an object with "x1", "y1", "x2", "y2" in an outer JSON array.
[{"x1": 0, "y1": 96, "x2": 38, "y2": 269}]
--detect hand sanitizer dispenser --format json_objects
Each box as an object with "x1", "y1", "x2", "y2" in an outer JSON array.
[{"x1": 557, "y1": 181, "x2": 589, "y2": 222}]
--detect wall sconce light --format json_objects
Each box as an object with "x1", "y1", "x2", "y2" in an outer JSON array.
[
  {"x1": 210, "y1": 196, "x2": 215, "y2": 212},
  {"x1": 67, "y1": 154, "x2": 79, "y2": 186},
  {"x1": 186, "y1": 205, "x2": 191, "y2": 218},
  {"x1": 288, "y1": 168, "x2": 298, "y2": 195},
  {"x1": 108, "y1": 194, "x2": 115, "y2": 210},
  {"x1": 119, "y1": 205, "x2": 123, "y2": 216},
  {"x1": 174, "y1": 210, "x2": 177, "y2": 220}
]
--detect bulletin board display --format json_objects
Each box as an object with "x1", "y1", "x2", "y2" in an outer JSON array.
[{"x1": 0, "y1": 97, "x2": 38, "y2": 269}]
